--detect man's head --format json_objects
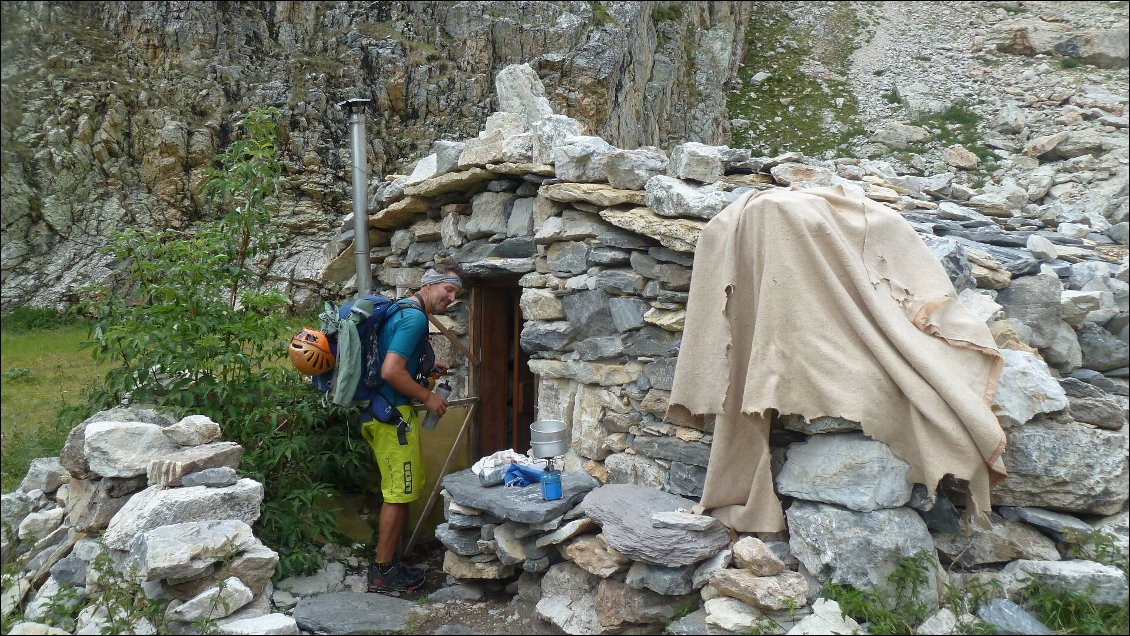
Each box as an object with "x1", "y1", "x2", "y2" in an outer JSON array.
[{"x1": 418, "y1": 262, "x2": 463, "y2": 314}]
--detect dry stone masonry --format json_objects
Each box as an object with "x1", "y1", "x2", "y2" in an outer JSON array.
[
  {"x1": 4, "y1": 3, "x2": 1130, "y2": 632},
  {"x1": 2, "y1": 408, "x2": 297, "y2": 635},
  {"x1": 319, "y1": 60, "x2": 1130, "y2": 633}
]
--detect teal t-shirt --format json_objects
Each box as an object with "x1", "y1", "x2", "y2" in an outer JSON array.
[{"x1": 376, "y1": 300, "x2": 427, "y2": 407}]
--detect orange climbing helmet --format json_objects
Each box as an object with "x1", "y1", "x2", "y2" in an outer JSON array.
[{"x1": 288, "y1": 328, "x2": 335, "y2": 375}]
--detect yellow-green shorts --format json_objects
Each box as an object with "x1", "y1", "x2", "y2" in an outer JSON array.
[{"x1": 361, "y1": 405, "x2": 424, "y2": 504}]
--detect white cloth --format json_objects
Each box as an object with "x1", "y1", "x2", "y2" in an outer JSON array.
[{"x1": 471, "y1": 449, "x2": 546, "y2": 475}]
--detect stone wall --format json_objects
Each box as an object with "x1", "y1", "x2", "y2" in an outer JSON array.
[
  {"x1": 3, "y1": 58, "x2": 1128, "y2": 635},
  {"x1": 1, "y1": 408, "x2": 297, "y2": 635},
  {"x1": 342, "y1": 63, "x2": 1128, "y2": 632}
]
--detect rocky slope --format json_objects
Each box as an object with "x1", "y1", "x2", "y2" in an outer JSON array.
[
  {"x1": 0, "y1": 1, "x2": 1126, "y2": 313},
  {"x1": 1, "y1": 1, "x2": 751, "y2": 312}
]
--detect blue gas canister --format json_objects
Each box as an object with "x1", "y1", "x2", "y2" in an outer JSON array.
[{"x1": 541, "y1": 470, "x2": 562, "y2": 500}]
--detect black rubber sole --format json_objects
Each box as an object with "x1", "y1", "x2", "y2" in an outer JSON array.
[{"x1": 366, "y1": 582, "x2": 422, "y2": 594}]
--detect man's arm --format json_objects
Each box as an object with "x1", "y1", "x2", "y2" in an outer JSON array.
[{"x1": 381, "y1": 352, "x2": 448, "y2": 417}]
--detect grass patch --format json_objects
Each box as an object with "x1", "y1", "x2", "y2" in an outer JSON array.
[
  {"x1": 1019, "y1": 578, "x2": 1129, "y2": 635},
  {"x1": 909, "y1": 101, "x2": 1000, "y2": 173},
  {"x1": 0, "y1": 320, "x2": 111, "y2": 492},
  {"x1": 728, "y1": 3, "x2": 866, "y2": 156},
  {"x1": 1060, "y1": 57, "x2": 1082, "y2": 69},
  {"x1": 823, "y1": 550, "x2": 937, "y2": 634},
  {"x1": 589, "y1": 1, "x2": 616, "y2": 25},
  {"x1": 652, "y1": 3, "x2": 681, "y2": 23}
]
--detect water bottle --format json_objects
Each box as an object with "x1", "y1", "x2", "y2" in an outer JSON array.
[
  {"x1": 479, "y1": 464, "x2": 507, "y2": 487},
  {"x1": 422, "y1": 380, "x2": 451, "y2": 430}
]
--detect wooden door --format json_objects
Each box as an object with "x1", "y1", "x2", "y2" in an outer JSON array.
[{"x1": 472, "y1": 280, "x2": 535, "y2": 458}]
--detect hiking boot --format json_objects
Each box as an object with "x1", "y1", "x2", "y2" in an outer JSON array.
[{"x1": 367, "y1": 561, "x2": 425, "y2": 593}]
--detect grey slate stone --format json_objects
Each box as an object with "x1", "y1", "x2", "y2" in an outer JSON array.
[
  {"x1": 292, "y1": 592, "x2": 416, "y2": 634},
  {"x1": 952, "y1": 238, "x2": 1042, "y2": 276},
  {"x1": 444, "y1": 509, "x2": 502, "y2": 529},
  {"x1": 977, "y1": 598, "x2": 1052, "y2": 635},
  {"x1": 776, "y1": 433, "x2": 913, "y2": 512},
  {"x1": 491, "y1": 237, "x2": 537, "y2": 258},
  {"x1": 436, "y1": 523, "x2": 483, "y2": 556},
  {"x1": 608, "y1": 297, "x2": 648, "y2": 332},
  {"x1": 588, "y1": 246, "x2": 631, "y2": 265},
  {"x1": 1067, "y1": 368, "x2": 1120, "y2": 393},
  {"x1": 631, "y1": 435, "x2": 711, "y2": 467},
  {"x1": 574, "y1": 336, "x2": 624, "y2": 361},
  {"x1": 1077, "y1": 323, "x2": 1129, "y2": 371},
  {"x1": 665, "y1": 608, "x2": 709, "y2": 635},
  {"x1": 998, "y1": 506, "x2": 1093, "y2": 542},
  {"x1": 546, "y1": 241, "x2": 590, "y2": 275},
  {"x1": 583, "y1": 484, "x2": 730, "y2": 567},
  {"x1": 49, "y1": 555, "x2": 87, "y2": 588},
  {"x1": 996, "y1": 273, "x2": 1064, "y2": 348},
  {"x1": 595, "y1": 269, "x2": 645, "y2": 295},
  {"x1": 442, "y1": 469, "x2": 598, "y2": 525},
  {"x1": 922, "y1": 236, "x2": 976, "y2": 293},
  {"x1": 668, "y1": 462, "x2": 707, "y2": 498},
  {"x1": 180, "y1": 467, "x2": 239, "y2": 488},
  {"x1": 561, "y1": 290, "x2": 617, "y2": 337},
  {"x1": 623, "y1": 326, "x2": 681, "y2": 357},
  {"x1": 625, "y1": 560, "x2": 696, "y2": 596},
  {"x1": 520, "y1": 321, "x2": 575, "y2": 354},
  {"x1": 642, "y1": 356, "x2": 677, "y2": 391},
  {"x1": 787, "y1": 500, "x2": 938, "y2": 607}
]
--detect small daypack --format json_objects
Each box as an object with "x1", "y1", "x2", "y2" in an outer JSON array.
[{"x1": 311, "y1": 294, "x2": 430, "y2": 419}]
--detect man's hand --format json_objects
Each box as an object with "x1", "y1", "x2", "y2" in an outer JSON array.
[
  {"x1": 434, "y1": 362, "x2": 449, "y2": 376},
  {"x1": 424, "y1": 391, "x2": 449, "y2": 418}
]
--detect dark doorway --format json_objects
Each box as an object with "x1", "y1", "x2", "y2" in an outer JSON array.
[{"x1": 471, "y1": 279, "x2": 536, "y2": 458}]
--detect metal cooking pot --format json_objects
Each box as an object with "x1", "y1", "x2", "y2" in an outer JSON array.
[{"x1": 530, "y1": 419, "x2": 568, "y2": 458}]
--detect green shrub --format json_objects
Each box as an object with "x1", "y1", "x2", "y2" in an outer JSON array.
[
  {"x1": 652, "y1": 4, "x2": 681, "y2": 23},
  {"x1": 1061, "y1": 57, "x2": 1082, "y2": 69},
  {"x1": 882, "y1": 89, "x2": 901, "y2": 104},
  {"x1": 1, "y1": 306, "x2": 74, "y2": 331},
  {"x1": 76, "y1": 106, "x2": 368, "y2": 578},
  {"x1": 1019, "y1": 577, "x2": 1129, "y2": 635},
  {"x1": 823, "y1": 550, "x2": 936, "y2": 634}
]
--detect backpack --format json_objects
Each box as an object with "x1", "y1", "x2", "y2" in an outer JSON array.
[{"x1": 311, "y1": 294, "x2": 430, "y2": 418}]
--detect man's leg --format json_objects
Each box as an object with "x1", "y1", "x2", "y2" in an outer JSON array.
[
  {"x1": 375, "y1": 501, "x2": 407, "y2": 564},
  {"x1": 362, "y1": 408, "x2": 426, "y2": 592}
]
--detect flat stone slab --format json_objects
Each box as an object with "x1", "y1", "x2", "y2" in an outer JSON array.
[
  {"x1": 291, "y1": 592, "x2": 417, "y2": 634},
  {"x1": 583, "y1": 484, "x2": 730, "y2": 566},
  {"x1": 441, "y1": 469, "x2": 598, "y2": 525}
]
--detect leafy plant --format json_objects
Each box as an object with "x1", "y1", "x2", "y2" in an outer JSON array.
[
  {"x1": 76, "y1": 106, "x2": 369, "y2": 578},
  {"x1": 36, "y1": 582, "x2": 83, "y2": 632},
  {"x1": 1018, "y1": 577, "x2": 1128, "y2": 635},
  {"x1": 1060, "y1": 57, "x2": 1081, "y2": 69},
  {"x1": 822, "y1": 550, "x2": 936, "y2": 634},
  {"x1": 4, "y1": 366, "x2": 33, "y2": 381}
]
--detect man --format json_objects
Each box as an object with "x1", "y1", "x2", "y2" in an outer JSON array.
[{"x1": 363, "y1": 262, "x2": 462, "y2": 593}]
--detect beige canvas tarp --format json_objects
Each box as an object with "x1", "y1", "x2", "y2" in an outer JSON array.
[{"x1": 667, "y1": 185, "x2": 1007, "y2": 532}]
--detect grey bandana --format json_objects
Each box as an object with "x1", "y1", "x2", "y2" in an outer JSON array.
[{"x1": 421, "y1": 268, "x2": 462, "y2": 288}]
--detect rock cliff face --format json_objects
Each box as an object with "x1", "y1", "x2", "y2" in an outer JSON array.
[{"x1": 0, "y1": 1, "x2": 751, "y2": 312}]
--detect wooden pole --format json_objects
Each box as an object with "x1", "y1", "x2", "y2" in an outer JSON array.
[
  {"x1": 405, "y1": 400, "x2": 478, "y2": 556},
  {"x1": 429, "y1": 315, "x2": 477, "y2": 366}
]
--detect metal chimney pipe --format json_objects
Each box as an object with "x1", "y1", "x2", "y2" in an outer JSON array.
[{"x1": 339, "y1": 97, "x2": 373, "y2": 297}]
